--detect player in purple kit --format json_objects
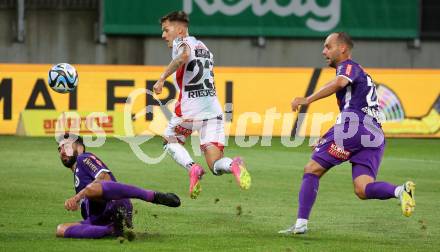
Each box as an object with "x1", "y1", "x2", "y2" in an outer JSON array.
[
  {"x1": 55, "y1": 133, "x2": 181, "y2": 239},
  {"x1": 279, "y1": 32, "x2": 416, "y2": 235}
]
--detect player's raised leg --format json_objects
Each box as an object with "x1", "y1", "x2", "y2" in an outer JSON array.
[
  {"x1": 351, "y1": 146, "x2": 416, "y2": 217},
  {"x1": 163, "y1": 118, "x2": 206, "y2": 199},
  {"x1": 230, "y1": 156, "x2": 252, "y2": 190},
  {"x1": 164, "y1": 140, "x2": 205, "y2": 199},
  {"x1": 163, "y1": 140, "x2": 195, "y2": 172},
  {"x1": 356, "y1": 179, "x2": 416, "y2": 217},
  {"x1": 200, "y1": 117, "x2": 251, "y2": 189},
  {"x1": 203, "y1": 143, "x2": 251, "y2": 190},
  {"x1": 353, "y1": 173, "x2": 415, "y2": 217},
  {"x1": 82, "y1": 181, "x2": 181, "y2": 207},
  {"x1": 399, "y1": 181, "x2": 416, "y2": 217},
  {"x1": 279, "y1": 160, "x2": 327, "y2": 235}
]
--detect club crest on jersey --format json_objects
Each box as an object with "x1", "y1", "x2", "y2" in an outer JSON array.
[
  {"x1": 74, "y1": 175, "x2": 80, "y2": 188},
  {"x1": 327, "y1": 142, "x2": 351, "y2": 160}
]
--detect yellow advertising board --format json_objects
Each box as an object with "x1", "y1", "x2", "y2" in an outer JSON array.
[
  {"x1": 16, "y1": 110, "x2": 126, "y2": 137},
  {"x1": 0, "y1": 64, "x2": 439, "y2": 138}
]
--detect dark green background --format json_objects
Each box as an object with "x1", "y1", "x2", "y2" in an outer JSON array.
[{"x1": 104, "y1": 0, "x2": 419, "y2": 38}]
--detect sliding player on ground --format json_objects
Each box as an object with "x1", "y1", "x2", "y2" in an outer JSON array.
[{"x1": 56, "y1": 134, "x2": 180, "y2": 239}]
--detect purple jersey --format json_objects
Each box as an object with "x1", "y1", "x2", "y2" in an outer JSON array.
[
  {"x1": 74, "y1": 152, "x2": 116, "y2": 193},
  {"x1": 74, "y1": 152, "x2": 130, "y2": 223},
  {"x1": 310, "y1": 59, "x2": 386, "y2": 178},
  {"x1": 336, "y1": 59, "x2": 383, "y2": 124}
]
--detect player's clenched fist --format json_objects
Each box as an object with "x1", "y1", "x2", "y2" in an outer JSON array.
[
  {"x1": 153, "y1": 80, "x2": 164, "y2": 94},
  {"x1": 64, "y1": 196, "x2": 80, "y2": 211},
  {"x1": 291, "y1": 97, "x2": 308, "y2": 112}
]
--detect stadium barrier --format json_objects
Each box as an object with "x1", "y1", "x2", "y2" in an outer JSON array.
[{"x1": 0, "y1": 64, "x2": 439, "y2": 138}]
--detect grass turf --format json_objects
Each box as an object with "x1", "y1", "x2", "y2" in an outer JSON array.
[{"x1": 0, "y1": 136, "x2": 439, "y2": 251}]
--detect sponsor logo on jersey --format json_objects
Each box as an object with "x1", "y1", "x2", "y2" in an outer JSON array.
[
  {"x1": 89, "y1": 155, "x2": 103, "y2": 167},
  {"x1": 174, "y1": 125, "x2": 193, "y2": 137},
  {"x1": 83, "y1": 157, "x2": 98, "y2": 173},
  {"x1": 327, "y1": 142, "x2": 351, "y2": 160},
  {"x1": 195, "y1": 49, "x2": 210, "y2": 59},
  {"x1": 345, "y1": 64, "x2": 352, "y2": 76}
]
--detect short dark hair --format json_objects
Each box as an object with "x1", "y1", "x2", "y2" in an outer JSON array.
[
  {"x1": 160, "y1": 11, "x2": 189, "y2": 26},
  {"x1": 335, "y1": 32, "x2": 354, "y2": 50},
  {"x1": 57, "y1": 133, "x2": 85, "y2": 150}
]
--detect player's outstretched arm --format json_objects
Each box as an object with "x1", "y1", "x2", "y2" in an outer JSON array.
[
  {"x1": 291, "y1": 76, "x2": 349, "y2": 111},
  {"x1": 153, "y1": 44, "x2": 190, "y2": 94},
  {"x1": 64, "y1": 172, "x2": 112, "y2": 211}
]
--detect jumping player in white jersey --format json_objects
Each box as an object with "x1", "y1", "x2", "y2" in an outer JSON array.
[{"x1": 153, "y1": 11, "x2": 251, "y2": 199}]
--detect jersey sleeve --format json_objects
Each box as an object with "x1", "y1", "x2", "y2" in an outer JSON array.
[
  {"x1": 172, "y1": 37, "x2": 190, "y2": 59},
  {"x1": 336, "y1": 61, "x2": 359, "y2": 83},
  {"x1": 77, "y1": 154, "x2": 110, "y2": 179}
]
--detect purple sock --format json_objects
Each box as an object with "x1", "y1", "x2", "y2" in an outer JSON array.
[
  {"x1": 64, "y1": 224, "x2": 112, "y2": 239},
  {"x1": 101, "y1": 181, "x2": 155, "y2": 202},
  {"x1": 365, "y1": 181, "x2": 397, "y2": 200},
  {"x1": 297, "y1": 173, "x2": 320, "y2": 220}
]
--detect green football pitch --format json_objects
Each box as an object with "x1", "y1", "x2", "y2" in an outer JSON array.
[{"x1": 0, "y1": 136, "x2": 439, "y2": 251}]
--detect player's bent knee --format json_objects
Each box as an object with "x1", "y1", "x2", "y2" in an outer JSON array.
[
  {"x1": 164, "y1": 136, "x2": 183, "y2": 145},
  {"x1": 303, "y1": 162, "x2": 326, "y2": 177},
  {"x1": 354, "y1": 185, "x2": 367, "y2": 200},
  {"x1": 353, "y1": 175, "x2": 374, "y2": 200},
  {"x1": 84, "y1": 183, "x2": 103, "y2": 199},
  {"x1": 208, "y1": 160, "x2": 221, "y2": 176}
]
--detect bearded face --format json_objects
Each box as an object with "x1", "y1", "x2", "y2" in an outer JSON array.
[
  {"x1": 58, "y1": 140, "x2": 78, "y2": 168},
  {"x1": 61, "y1": 153, "x2": 77, "y2": 168}
]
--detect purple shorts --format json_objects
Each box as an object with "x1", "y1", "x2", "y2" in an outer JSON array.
[
  {"x1": 80, "y1": 198, "x2": 133, "y2": 226},
  {"x1": 311, "y1": 122, "x2": 385, "y2": 180}
]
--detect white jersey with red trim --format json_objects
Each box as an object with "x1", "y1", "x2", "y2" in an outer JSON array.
[{"x1": 172, "y1": 36, "x2": 222, "y2": 120}]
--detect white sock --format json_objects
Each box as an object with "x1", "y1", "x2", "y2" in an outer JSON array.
[
  {"x1": 213, "y1": 157, "x2": 233, "y2": 175},
  {"x1": 164, "y1": 143, "x2": 194, "y2": 171},
  {"x1": 295, "y1": 218, "x2": 308, "y2": 227},
  {"x1": 394, "y1": 185, "x2": 404, "y2": 198}
]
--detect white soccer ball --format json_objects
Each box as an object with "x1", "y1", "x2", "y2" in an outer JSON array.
[{"x1": 48, "y1": 63, "x2": 78, "y2": 93}]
